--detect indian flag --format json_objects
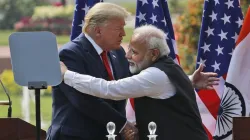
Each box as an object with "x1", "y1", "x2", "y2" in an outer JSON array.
[{"x1": 213, "y1": 6, "x2": 250, "y2": 140}]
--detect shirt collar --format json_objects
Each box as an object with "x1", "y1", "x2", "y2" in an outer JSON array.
[{"x1": 85, "y1": 33, "x2": 103, "y2": 55}]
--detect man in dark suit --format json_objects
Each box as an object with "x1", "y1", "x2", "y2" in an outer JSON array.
[{"x1": 46, "y1": 3, "x2": 137, "y2": 140}]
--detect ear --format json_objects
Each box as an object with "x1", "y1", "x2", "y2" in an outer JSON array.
[
  {"x1": 151, "y1": 49, "x2": 160, "y2": 61},
  {"x1": 93, "y1": 26, "x2": 101, "y2": 37}
]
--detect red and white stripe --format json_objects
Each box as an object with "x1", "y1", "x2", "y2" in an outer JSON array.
[{"x1": 195, "y1": 76, "x2": 225, "y2": 139}]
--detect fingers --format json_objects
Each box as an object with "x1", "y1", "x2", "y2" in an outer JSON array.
[
  {"x1": 211, "y1": 82, "x2": 219, "y2": 86},
  {"x1": 208, "y1": 77, "x2": 220, "y2": 82},
  {"x1": 122, "y1": 129, "x2": 137, "y2": 140},
  {"x1": 207, "y1": 77, "x2": 220, "y2": 88},
  {"x1": 206, "y1": 86, "x2": 214, "y2": 90},
  {"x1": 204, "y1": 72, "x2": 218, "y2": 77},
  {"x1": 197, "y1": 64, "x2": 205, "y2": 73},
  {"x1": 127, "y1": 132, "x2": 136, "y2": 140},
  {"x1": 204, "y1": 81, "x2": 219, "y2": 90},
  {"x1": 122, "y1": 121, "x2": 139, "y2": 140},
  {"x1": 204, "y1": 73, "x2": 220, "y2": 89},
  {"x1": 123, "y1": 129, "x2": 133, "y2": 137}
]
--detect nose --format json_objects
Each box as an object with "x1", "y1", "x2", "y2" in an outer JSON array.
[
  {"x1": 120, "y1": 28, "x2": 126, "y2": 37},
  {"x1": 125, "y1": 50, "x2": 132, "y2": 59}
]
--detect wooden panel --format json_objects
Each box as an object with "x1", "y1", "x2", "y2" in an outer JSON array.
[
  {"x1": 233, "y1": 117, "x2": 250, "y2": 140},
  {"x1": 0, "y1": 118, "x2": 46, "y2": 140}
]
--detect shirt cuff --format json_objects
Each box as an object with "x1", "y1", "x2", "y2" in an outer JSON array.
[
  {"x1": 64, "y1": 70, "x2": 76, "y2": 87},
  {"x1": 119, "y1": 121, "x2": 128, "y2": 133},
  {"x1": 188, "y1": 75, "x2": 195, "y2": 87},
  {"x1": 188, "y1": 75, "x2": 192, "y2": 80}
]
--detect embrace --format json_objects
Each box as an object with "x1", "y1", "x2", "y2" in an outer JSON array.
[{"x1": 47, "y1": 2, "x2": 219, "y2": 140}]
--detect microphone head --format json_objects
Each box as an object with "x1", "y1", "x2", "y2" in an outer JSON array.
[
  {"x1": 107, "y1": 122, "x2": 116, "y2": 135},
  {"x1": 148, "y1": 121, "x2": 157, "y2": 135}
]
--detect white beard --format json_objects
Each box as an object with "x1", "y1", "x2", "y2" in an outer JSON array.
[
  {"x1": 129, "y1": 65, "x2": 139, "y2": 74},
  {"x1": 129, "y1": 58, "x2": 151, "y2": 74}
]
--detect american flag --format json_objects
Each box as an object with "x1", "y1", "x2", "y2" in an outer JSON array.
[
  {"x1": 126, "y1": 0, "x2": 180, "y2": 123},
  {"x1": 70, "y1": 0, "x2": 103, "y2": 41},
  {"x1": 196, "y1": 0, "x2": 243, "y2": 139},
  {"x1": 135, "y1": 0, "x2": 179, "y2": 63}
]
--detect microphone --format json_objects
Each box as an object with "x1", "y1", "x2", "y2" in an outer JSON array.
[{"x1": 0, "y1": 78, "x2": 12, "y2": 118}]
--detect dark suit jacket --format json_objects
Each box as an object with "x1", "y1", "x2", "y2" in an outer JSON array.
[{"x1": 46, "y1": 33, "x2": 130, "y2": 140}]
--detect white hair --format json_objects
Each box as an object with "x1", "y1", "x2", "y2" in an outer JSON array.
[
  {"x1": 83, "y1": 3, "x2": 130, "y2": 33},
  {"x1": 133, "y1": 25, "x2": 170, "y2": 57}
]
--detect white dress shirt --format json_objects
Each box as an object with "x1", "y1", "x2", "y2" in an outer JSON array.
[{"x1": 64, "y1": 67, "x2": 176, "y2": 100}]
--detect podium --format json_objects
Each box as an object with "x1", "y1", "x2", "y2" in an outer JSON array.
[
  {"x1": 0, "y1": 118, "x2": 46, "y2": 140},
  {"x1": 233, "y1": 117, "x2": 250, "y2": 140}
]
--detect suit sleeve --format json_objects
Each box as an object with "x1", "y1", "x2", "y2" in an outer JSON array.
[{"x1": 59, "y1": 48, "x2": 127, "y2": 132}]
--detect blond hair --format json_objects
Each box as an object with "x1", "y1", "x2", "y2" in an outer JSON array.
[{"x1": 83, "y1": 3, "x2": 130, "y2": 33}]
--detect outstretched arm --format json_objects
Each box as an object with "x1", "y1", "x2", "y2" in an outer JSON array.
[
  {"x1": 61, "y1": 62, "x2": 172, "y2": 100},
  {"x1": 189, "y1": 64, "x2": 219, "y2": 89}
]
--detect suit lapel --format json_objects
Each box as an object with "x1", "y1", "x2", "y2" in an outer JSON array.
[
  {"x1": 77, "y1": 33, "x2": 122, "y2": 80},
  {"x1": 108, "y1": 51, "x2": 120, "y2": 80},
  {"x1": 77, "y1": 34, "x2": 107, "y2": 78},
  {"x1": 86, "y1": 46, "x2": 107, "y2": 79}
]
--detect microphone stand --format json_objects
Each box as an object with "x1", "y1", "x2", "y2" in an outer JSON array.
[{"x1": 0, "y1": 79, "x2": 12, "y2": 118}]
